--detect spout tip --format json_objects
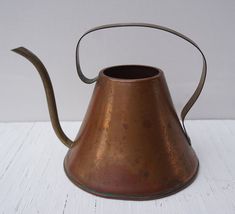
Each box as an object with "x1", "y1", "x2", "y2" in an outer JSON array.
[
  {"x1": 11, "y1": 47, "x2": 32, "y2": 58},
  {"x1": 11, "y1": 47, "x2": 25, "y2": 53}
]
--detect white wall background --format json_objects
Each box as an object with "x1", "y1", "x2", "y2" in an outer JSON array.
[{"x1": 0, "y1": 0, "x2": 234, "y2": 121}]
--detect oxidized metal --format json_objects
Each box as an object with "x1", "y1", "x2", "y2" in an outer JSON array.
[{"x1": 12, "y1": 23, "x2": 207, "y2": 200}]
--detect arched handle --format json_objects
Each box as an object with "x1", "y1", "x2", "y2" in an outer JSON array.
[{"x1": 75, "y1": 23, "x2": 207, "y2": 144}]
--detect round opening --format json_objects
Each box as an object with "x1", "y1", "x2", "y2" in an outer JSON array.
[{"x1": 103, "y1": 65, "x2": 159, "y2": 80}]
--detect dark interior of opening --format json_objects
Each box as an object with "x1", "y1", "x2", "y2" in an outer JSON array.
[{"x1": 103, "y1": 65, "x2": 159, "y2": 80}]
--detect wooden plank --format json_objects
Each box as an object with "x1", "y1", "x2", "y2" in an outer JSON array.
[{"x1": 0, "y1": 121, "x2": 234, "y2": 214}]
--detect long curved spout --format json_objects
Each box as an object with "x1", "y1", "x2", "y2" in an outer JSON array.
[{"x1": 12, "y1": 47, "x2": 73, "y2": 148}]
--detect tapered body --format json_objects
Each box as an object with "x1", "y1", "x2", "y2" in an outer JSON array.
[
  {"x1": 12, "y1": 22, "x2": 207, "y2": 200},
  {"x1": 64, "y1": 65, "x2": 199, "y2": 199}
]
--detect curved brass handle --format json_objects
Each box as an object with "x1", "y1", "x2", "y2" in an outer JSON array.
[{"x1": 75, "y1": 23, "x2": 207, "y2": 144}]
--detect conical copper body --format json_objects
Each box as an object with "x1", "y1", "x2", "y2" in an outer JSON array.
[{"x1": 64, "y1": 65, "x2": 199, "y2": 200}]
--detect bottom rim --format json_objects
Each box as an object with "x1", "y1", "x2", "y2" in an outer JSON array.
[{"x1": 63, "y1": 155, "x2": 199, "y2": 201}]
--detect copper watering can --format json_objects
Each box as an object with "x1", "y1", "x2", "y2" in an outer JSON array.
[{"x1": 12, "y1": 23, "x2": 207, "y2": 200}]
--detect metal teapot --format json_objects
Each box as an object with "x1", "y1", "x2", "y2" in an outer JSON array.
[{"x1": 12, "y1": 23, "x2": 207, "y2": 200}]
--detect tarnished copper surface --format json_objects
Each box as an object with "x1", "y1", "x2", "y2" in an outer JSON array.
[
  {"x1": 64, "y1": 65, "x2": 199, "y2": 199},
  {"x1": 12, "y1": 22, "x2": 207, "y2": 200}
]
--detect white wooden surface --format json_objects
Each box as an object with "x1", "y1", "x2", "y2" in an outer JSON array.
[{"x1": 0, "y1": 120, "x2": 235, "y2": 214}]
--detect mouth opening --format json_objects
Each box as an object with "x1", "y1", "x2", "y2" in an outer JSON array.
[{"x1": 103, "y1": 65, "x2": 160, "y2": 80}]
